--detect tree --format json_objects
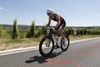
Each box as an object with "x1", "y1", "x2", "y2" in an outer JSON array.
[
  {"x1": 26, "y1": 21, "x2": 35, "y2": 38},
  {"x1": 0, "y1": 25, "x2": 4, "y2": 38},
  {"x1": 12, "y1": 19, "x2": 20, "y2": 39}
]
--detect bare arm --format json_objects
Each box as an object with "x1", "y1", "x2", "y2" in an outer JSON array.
[{"x1": 46, "y1": 16, "x2": 51, "y2": 27}]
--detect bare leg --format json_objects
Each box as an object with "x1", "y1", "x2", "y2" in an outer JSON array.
[
  {"x1": 54, "y1": 26, "x2": 64, "y2": 38},
  {"x1": 53, "y1": 26, "x2": 65, "y2": 49}
]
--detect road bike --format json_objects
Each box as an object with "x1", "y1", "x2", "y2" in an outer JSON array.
[{"x1": 39, "y1": 27, "x2": 70, "y2": 57}]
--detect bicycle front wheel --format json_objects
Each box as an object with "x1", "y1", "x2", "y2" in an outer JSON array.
[
  {"x1": 39, "y1": 36, "x2": 54, "y2": 57},
  {"x1": 61, "y1": 36, "x2": 70, "y2": 51}
]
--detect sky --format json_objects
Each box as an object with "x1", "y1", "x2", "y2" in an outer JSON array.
[{"x1": 0, "y1": 0, "x2": 100, "y2": 26}]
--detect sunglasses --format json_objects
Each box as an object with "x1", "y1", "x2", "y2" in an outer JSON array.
[{"x1": 47, "y1": 13, "x2": 51, "y2": 16}]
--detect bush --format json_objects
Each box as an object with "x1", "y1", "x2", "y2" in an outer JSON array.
[
  {"x1": 19, "y1": 29, "x2": 27, "y2": 38},
  {"x1": 65, "y1": 27, "x2": 73, "y2": 35}
]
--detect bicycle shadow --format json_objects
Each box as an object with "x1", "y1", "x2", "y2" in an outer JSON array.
[{"x1": 25, "y1": 51, "x2": 64, "y2": 64}]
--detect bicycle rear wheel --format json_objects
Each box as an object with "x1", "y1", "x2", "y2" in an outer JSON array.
[
  {"x1": 61, "y1": 36, "x2": 70, "y2": 51},
  {"x1": 39, "y1": 36, "x2": 54, "y2": 57}
]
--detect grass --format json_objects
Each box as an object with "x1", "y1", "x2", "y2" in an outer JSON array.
[{"x1": 0, "y1": 35, "x2": 100, "y2": 51}]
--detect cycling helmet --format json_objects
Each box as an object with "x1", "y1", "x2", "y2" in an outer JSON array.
[{"x1": 47, "y1": 8, "x2": 54, "y2": 15}]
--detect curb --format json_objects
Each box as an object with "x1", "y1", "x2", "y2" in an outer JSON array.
[
  {"x1": 0, "y1": 46, "x2": 39, "y2": 56},
  {"x1": 0, "y1": 37, "x2": 100, "y2": 56}
]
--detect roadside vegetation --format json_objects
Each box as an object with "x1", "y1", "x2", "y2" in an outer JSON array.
[{"x1": 0, "y1": 19, "x2": 100, "y2": 51}]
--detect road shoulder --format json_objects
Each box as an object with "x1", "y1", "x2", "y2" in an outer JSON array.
[{"x1": 0, "y1": 37, "x2": 100, "y2": 56}]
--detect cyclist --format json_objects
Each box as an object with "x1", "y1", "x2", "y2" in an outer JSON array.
[{"x1": 45, "y1": 8, "x2": 66, "y2": 49}]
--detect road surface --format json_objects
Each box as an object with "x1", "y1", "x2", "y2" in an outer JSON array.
[{"x1": 0, "y1": 38, "x2": 100, "y2": 67}]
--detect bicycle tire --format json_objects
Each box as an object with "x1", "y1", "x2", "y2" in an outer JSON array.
[
  {"x1": 39, "y1": 36, "x2": 54, "y2": 57},
  {"x1": 61, "y1": 36, "x2": 70, "y2": 51}
]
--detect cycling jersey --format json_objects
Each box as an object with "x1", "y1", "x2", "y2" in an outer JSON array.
[
  {"x1": 56, "y1": 19, "x2": 66, "y2": 29},
  {"x1": 51, "y1": 14, "x2": 63, "y2": 21},
  {"x1": 51, "y1": 14, "x2": 66, "y2": 29}
]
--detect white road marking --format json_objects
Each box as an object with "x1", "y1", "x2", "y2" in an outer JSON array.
[{"x1": 0, "y1": 37, "x2": 100, "y2": 56}]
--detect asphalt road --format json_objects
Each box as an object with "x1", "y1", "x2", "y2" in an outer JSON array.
[{"x1": 0, "y1": 38, "x2": 100, "y2": 67}]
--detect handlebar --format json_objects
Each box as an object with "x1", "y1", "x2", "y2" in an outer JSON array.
[{"x1": 45, "y1": 26, "x2": 55, "y2": 34}]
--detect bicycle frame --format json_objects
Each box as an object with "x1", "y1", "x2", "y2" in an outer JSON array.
[{"x1": 46, "y1": 27, "x2": 60, "y2": 45}]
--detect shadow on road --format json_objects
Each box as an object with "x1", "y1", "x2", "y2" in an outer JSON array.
[{"x1": 25, "y1": 51, "x2": 64, "y2": 64}]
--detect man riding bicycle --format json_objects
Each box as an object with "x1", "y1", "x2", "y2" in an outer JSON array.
[{"x1": 45, "y1": 8, "x2": 66, "y2": 49}]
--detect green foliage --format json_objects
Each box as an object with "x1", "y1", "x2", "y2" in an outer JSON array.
[
  {"x1": 65, "y1": 27, "x2": 73, "y2": 35},
  {"x1": 0, "y1": 25, "x2": 10, "y2": 39},
  {"x1": 19, "y1": 29, "x2": 27, "y2": 38},
  {"x1": 1, "y1": 20, "x2": 100, "y2": 40},
  {"x1": 76, "y1": 27, "x2": 100, "y2": 35},
  {"x1": 64, "y1": 27, "x2": 100, "y2": 36},
  {"x1": 26, "y1": 21, "x2": 35, "y2": 38},
  {"x1": 0, "y1": 25, "x2": 4, "y2": 38},
  {"x1": 12, "y1": 19, "x2": 20, "y2": 39},
  {"x1": 34, "y1": 27, "x2": 46, "y2": 38}
]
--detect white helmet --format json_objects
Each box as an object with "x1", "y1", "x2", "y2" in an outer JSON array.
[{"x1": 47, "y1": 8, "x2": 54, "y2": 15}]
